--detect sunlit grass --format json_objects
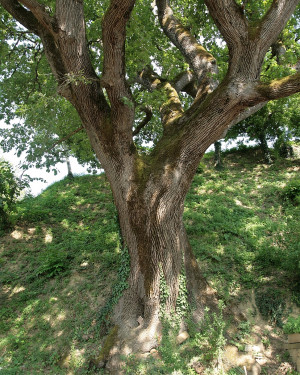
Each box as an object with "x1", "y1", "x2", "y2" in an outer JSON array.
[{"x1": 0, "y1": 149, "x2": 299, "y2": 373}]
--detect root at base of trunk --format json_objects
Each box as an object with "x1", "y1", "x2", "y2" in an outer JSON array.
[{"x1": 89, "y1": 325, "x2": 119, "y2": 369}]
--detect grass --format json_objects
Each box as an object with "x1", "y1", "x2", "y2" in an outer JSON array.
[{"x1": 0, "y1": 147, "x2": 300, "y2": 374}]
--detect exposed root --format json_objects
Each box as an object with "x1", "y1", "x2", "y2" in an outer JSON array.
[{"x1": 89, "y1": 325, "x2": 119, "y2": 369}]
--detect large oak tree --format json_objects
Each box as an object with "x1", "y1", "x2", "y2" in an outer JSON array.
[{"x1": 1, "y1": 0, "x2": 300, "y2": 366}]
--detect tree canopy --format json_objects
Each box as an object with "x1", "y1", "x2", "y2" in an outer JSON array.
[{"x1": 0, "y1": 0, "x2": 299, "y2": 170}]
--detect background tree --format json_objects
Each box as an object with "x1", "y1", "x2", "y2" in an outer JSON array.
[
  {"x1": 0, "y1": 158, "x2": 28, "y2": 231},
  {"x1": 0, "y1": 0, "x2": 300, "y2": 366},
  {"x1": 225, "y1": 96, "x2": 300, "y2": 163}
]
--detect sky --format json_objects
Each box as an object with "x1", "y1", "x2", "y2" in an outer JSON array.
[
  {"x1": 0, "y1": 120, "x2": 94, "y2": 196},
  {"x1": 0, "y1": 147, "x2": 93, "y2": 196},
  {"x1": 0, "y1": 119, "x2": 253, "y2": 198}
]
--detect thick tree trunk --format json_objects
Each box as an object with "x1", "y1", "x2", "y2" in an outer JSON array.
[
  {"x1": 2, "y1": 2, "x2": 299, "y2": 372},
  {"x1": 95, "y1": 155, "x2": 218, "y2": 371}
]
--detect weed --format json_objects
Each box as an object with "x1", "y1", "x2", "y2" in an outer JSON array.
[
  {"x1": 189, "y1": 302, "x2": 227, "y2": 368},
  {"x1": 283, "y1": 315, "x2": 300, "y2": 334},
  {"x1": 282, "y1": 178, "x2": 300, "y2": 205},
  {"x1": 230, "y1": 320, "x2": 252, "y2": 349},
  {"x1": 255, "y1": 288, "x2": 286, "y2": 326},
  {"x1": 34, "y1": 246, "x2": 72, "y2": 279}
]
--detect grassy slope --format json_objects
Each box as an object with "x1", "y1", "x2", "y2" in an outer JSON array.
[{"x1": 0, "y1": 147, "x2": 299, "y2": 374}]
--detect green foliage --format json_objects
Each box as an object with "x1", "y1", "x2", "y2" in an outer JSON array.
[
  {"x1": 226, "y1": 95, "x2": 300, "y2": 161},
  {"x1": 282, "y1": 178, "x2": 300, "y2": 205},
  {"x1": 1, "y1": 0, "x2": 299, "y2": 166},
  {"x1": 274, "y1": 136, "x2": 294, "y2": 159},
  {"x1": 189, "y1": 302, "x2": 226, "y2": 365},
  {"x1": 283, "y1": 316, "x2": 300, "y2": 334},
  {"x1": 34, "y1": 246, "x2": 72, "y2": 279},
  {"x1": 185, "y1": 147, "x2": 300, "y2": 300},
  {"x1": 0, "y1": 159, "x2": 28, "y2": 232},
  {"x1": 227, "y1": 368, "x2": 245, "y2": 375},
  {"x1": 196, "y1": 162, "x2": 206, "y2": 174},
  {"x1": 255, "y1": 289, "x2": 286, "y2": 326},
  {"x1": 0, "y1": 174, "x2": 121, "y2": 373},
  {"x1": 97, "y1": 243, "x2": 130, "y2": 330},
  {"x1": 1, "y1": 149, "x2": 300, "y2": 373},
  {"x1": 229, "y1": 321, "x2": 252, "y2": 351}
]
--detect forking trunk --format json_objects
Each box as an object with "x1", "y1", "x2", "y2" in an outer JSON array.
[{"x1": 100, "y1": 158, "x2": 218, "y2": 360}]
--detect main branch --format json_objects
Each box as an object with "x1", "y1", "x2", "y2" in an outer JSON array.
[
  {"x1": 0, "y1": 0, "x2": 40, "y2": 34},
  {"x1": 204, "y1": 0, "x2": 248, "y2": 53},
  {"x1": 255, "y1": 73, "x2": 300, "y2": 102},
  {"x1": 18, "y1": 0, "x2": 56, "y2": 33},
  {"x1": 101, "y1": 0, "x2": 136, "y2": 130},
  {"x1": 156, "y1": 0, "x2": 217, "y2": 89}
]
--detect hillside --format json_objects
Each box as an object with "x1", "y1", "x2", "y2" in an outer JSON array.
[{"x1": 1, "y1": 147, "x2": 300, "y2": 374}]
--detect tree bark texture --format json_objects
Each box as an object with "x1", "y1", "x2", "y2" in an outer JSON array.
[{"x1": 1, "y1": 0, "x2": 300, "y2": 368}]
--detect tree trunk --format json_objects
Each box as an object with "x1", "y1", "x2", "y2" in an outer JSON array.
[
  {"x1": 258, "y1": 131, "x2": 272, "y2": 164},
  {"x1": 66, "y1": 158, "x2": 74, "y2": 179},
  {"x1": 2, "y1": 1, "x2": 299, "y2": 372},
  {"x1": 95, "y1": 152, "x2": 218, "y2": 371},
  {"x1": 214, "y1": 141, "x2": 223, "y2": 170}
]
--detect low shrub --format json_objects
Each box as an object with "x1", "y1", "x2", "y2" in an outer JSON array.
[
  {"x1": 255, "y1": 288, "x2": 286, "y2": 326},
  {"x1": 0, "y1": 159, "x2": 28, "y2": 231},
  {"x1": 283, "y1": 316, "x2": 300, "y2": 334},
  {"x1": 282, "y1": 178, "x2": 300, "y2": 205}
]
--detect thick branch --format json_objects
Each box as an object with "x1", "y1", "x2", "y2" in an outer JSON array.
[
  {"x1": 138, "y1": 66, "x2": 184, "y2": 127},
  {"x1": 0, "y1": 0, "x2": 40, "y2": 34},
  {"x1": 256, "y1": 0, "x2": 299, "y2": 55},
  {"x1": 133, "y1": 106, "x2": 153, "y2": 136},
  {"x1": 156, "y1": 0, "x2": 217, "y2": 85},
  {"x1": 172, "y1": 71, "x2": 197, "y2": 97},
  {"x1": 101, "y1": 0, "x2": 136, "y2": 118},
  {"x1": 220, "y1": 102, "x2": 267, "y2": 139},
  {"x1": 160, "y1": 82, "x2": 184, "y2": 126},
  {"x1": 255, "y1": 73, "x2": 300, "y2": 102},
  {"x1": 18, "y1": 0, "x2": 56, "y2": 34},
  {"x1": 204, "y1": 0, "x2": 248, "y2": 53}
]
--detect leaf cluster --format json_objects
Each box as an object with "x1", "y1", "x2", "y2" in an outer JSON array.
[{"x1": 0, "y1": 159, "x2": 28, "y2": 231}]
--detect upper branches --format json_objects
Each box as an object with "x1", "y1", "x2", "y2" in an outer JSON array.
[
  {"x1": 205, "y1": 0, "x2": 299, "y2": 80},
  {"x1": 204, "y1": 0, "x2": 248, "y2": 53},
  {"x1": 255, "y1": 0, "x2": 300, "y2": 61},
  {"x1": 101, "y1": 0, "x2": 136, "y2": 122},
  {"x1": 156, "y1": 0, "x2": 217, "y2": 88},
  {"x1": 0, "y1": 0, "x2": 40, "y2": 34},
  {"x1": 137, "y1": 66, "x2": 184, "y2": 128}
]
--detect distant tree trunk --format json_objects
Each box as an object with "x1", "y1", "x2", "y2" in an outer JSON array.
[
  {"x1": 214, "y1": 141, "x2": 223, "y2": 169},
  {"x1": 258, "y1": 131, "x2": 272, "y2": 164},
  {"x1": 66, "y1": 158, "x2": 74, "y2": 179},
  {"x1": 277, "y1": 141, "x2": 294, "y2": 158}
]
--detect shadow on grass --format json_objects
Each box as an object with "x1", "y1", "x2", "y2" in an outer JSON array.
[
  {"x1": 0, "y1": 155, "x2": 299, "y2": 374},
  {"x1": 185, "y1": 156, "x2": 300, "y2": 301},
  {"x1": 0, "y1": 174, "x2": 120, "y2": 374}
]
